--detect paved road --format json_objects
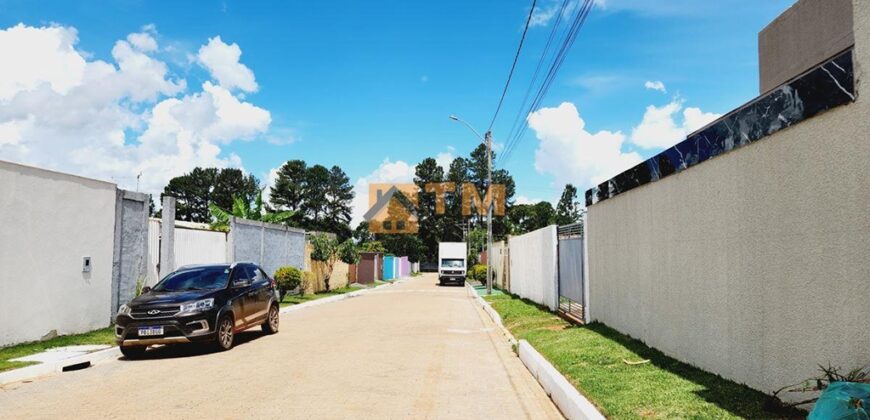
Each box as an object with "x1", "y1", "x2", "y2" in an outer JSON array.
[{"x1": 0, "y1": 273, "x2": 561, "y2": 419}]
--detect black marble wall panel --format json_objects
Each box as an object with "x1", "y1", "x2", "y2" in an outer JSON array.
[{"x1": 586, "y1": 49, "x2": 855, "y2": 206}]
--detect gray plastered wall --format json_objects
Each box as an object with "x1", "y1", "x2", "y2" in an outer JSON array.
[{"x1": 588, "y1": 0, "x2": 869, "y2": 401}]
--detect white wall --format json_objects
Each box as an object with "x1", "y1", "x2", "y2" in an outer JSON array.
[
  {"x1": 174, "y1": 227, "x2": 227, "y2": 268},
  {"x1": 146, "y1": 219, "x2": 228, "y2": 285},
  {"x1": 508, "y1": 225, "x2": 558, "y2": 311},
  {"x1": 0, "y1": 161, "x2": 117, "y2": 346},
  {"x1": 587, "y1": 0, "x2": 870, "y2": 399}
]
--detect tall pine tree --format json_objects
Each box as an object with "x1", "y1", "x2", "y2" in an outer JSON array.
[{"x1": 555, "y1": 184, "x2": 581, "y2": 226}]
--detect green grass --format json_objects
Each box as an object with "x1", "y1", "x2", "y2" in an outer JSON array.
[
  {"x1": 280, "y1": 286, "x2": 360, "y2": 306},
  {"x1": 0, "y1": 327, "x2": 116, "y2": 373},
  {"x1": 484, "y1": 294, "x2": 804, "y2": 419}
]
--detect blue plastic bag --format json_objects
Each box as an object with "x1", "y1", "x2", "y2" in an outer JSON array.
[{"x1": 808, "y1": 382, "x2": 870, "y2": 420}]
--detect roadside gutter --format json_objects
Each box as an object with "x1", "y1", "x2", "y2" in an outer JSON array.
[{"x1": 465, "y1": 283, "x2": 605, "y2": 420}]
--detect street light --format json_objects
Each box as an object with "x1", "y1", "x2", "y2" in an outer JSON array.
[{"x1": 449, "y1": 115, "x2": 494, "y2": 296}]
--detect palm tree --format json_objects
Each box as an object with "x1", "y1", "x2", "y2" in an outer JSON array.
[{"x1": 209, "y1": 190, "x2": 294, "y2": 232}]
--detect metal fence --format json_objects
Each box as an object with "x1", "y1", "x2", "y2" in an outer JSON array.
[{"x1": 557, "y1": 222, "x2": 585, "y2": 322}]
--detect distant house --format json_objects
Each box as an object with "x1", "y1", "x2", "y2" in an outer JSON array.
[{"x1": 363, "y1": 184, "x2": 418, "y2": 234}]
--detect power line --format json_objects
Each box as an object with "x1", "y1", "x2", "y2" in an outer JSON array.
[
  {"x1": 502, "y1": 0, "x2": 571, "y2": 156},
  {"x1": 501, "y1": 0, "x2": 593, "y2": 164},
  {"x1": 487, "y1": 0, "x2": 539, "y2": 133},
  {"x1": 498, "y1": 0, "x2": 595, "y2": 166}
]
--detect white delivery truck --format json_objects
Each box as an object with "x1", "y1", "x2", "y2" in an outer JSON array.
[{"x1": 438, "y1": 242, "x2": 467, "y2": 286}]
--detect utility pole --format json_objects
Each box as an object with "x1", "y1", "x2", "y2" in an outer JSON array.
[
  {"x1": 448, "y1": 115, "x2": 494, "y2": 295},
  {"x1": 485, "y1": 130, "x2": 493, "y2": 295}
]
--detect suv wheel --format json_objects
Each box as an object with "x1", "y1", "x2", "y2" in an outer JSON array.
[
  {"x1": 215, "y1": 315, "x2": 235, "y2": 351},
  {"x1": 262, "y1": 304, "x2": 279, "y2": 334},
  {"x1": 121, "y1": 346, "x2": 147, "y2": 359}
]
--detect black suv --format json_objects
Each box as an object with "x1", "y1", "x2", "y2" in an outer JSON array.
[{"x1": 115, "y1": 262, "x2": 280, "y2": 359}]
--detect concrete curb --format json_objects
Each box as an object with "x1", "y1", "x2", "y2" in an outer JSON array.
[
  {"x1": 0, "y1": 346, "x2": 122, "y2": 386},
  {"x1": 467, "y1": 284, "x2": 605, "y2": 420},
  {"x1": 465, "y1": 283, "x2": 517, "y2": 346},
  {"x1": 518, "y1": 340, "x2": 605, "y2": 420},
  {"x1": 280, "y1": 277, "x2": 408, "y2": 315}
]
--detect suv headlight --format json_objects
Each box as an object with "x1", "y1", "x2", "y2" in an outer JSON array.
[
  {"x1": 118, "y1": 304, "x2": 132, "y2": 316},
  {"x1": 180, "y1": 298, "x2": 214, "y2": 313}
]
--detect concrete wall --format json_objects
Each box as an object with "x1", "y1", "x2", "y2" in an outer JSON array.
[
  {"x1": 508, "y1": 226, "x2": 559, "y2": 311},
  {"x1": 110, "y1": 190, "x2": 149, "y2": 316},
  {"x1": 0, "y1": 161, "x2": 117, "y2": 346},
  {"x1": 228, "y1": 217, "x2": 305, "y2": 278},
  {"x1": 759, "y1": 0, "x2": 854, "y2": 93},
  {"x1": 587, "y1": 0, "x2": 870, "y2": 398}
]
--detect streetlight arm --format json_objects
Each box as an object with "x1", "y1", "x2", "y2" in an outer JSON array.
[{"x1": 449, "y1": 115, "x2": 486, "y2": 143}]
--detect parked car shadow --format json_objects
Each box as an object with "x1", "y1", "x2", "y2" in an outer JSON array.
[{"x1": 119, "y1": 329, "x2": 269, "y2": 361}]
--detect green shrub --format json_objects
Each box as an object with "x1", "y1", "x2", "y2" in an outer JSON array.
[
  {"x1": 274, "y1": 266, "x2": 303, "y2": 301},
  {"x1": 469, "y1": 264, "x2": 488, "y2": 283}
]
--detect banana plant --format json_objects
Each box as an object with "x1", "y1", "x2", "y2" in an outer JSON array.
[{"x1": 209, "y1": 190, "x2": 294, "y2": 232}]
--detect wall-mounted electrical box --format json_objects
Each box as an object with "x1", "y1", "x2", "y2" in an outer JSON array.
[{"x1": 82, "y1": 256, "x2": 92, "y2": 273}]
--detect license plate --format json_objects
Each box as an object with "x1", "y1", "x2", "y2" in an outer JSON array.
[{"x1": 138, "y1": 326, "x2": 164, "y2": 337}]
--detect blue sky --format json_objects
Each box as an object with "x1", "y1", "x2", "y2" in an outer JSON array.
[{"x1": 0, "y1": 0, "x2": 795, "y2": 222}]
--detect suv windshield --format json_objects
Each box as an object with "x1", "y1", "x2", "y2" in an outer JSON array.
[
  {"x1": 153, "y1": 266, "x2": 230, "y2": 292},
  {"x1": 441, "y1": 259, "x2": 465, "y2": 268}
]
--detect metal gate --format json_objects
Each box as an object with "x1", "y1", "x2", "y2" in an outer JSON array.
[{"x1": 558, "y1": 223, "x2": 585, "y2": 322}]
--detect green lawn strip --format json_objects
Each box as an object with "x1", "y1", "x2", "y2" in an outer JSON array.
[
  {"x1": 0, "y1": 327, "x2": 116, "y2": 373},
  {"x1": 280, "y1": 286, "x2": 359, "y2": 307},
  {"x1": 484, "y1": 294, "x2": 803, "y2": 419}
]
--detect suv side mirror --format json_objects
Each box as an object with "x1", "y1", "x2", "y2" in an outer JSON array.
[{"x1": 141, "y1": 286, "x2": 151, "y2": 294}]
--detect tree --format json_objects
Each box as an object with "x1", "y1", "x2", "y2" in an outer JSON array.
[
  {"x1": 270, "y1": 159, "x2": 307, "y2": 227},
  {"x1": 310, "y1": 234, "x2": 339, "y2": 291},
  {"x1": 555, "y1": 184, "x2": 581, "y2": 226},
  {"x1": 353, "y1": 221, "x2": 374, "y2": 244},
  {"x1": 163, "y1": 167, "x2": 259, "y2": 223},
  {"x1": 361, "y1": 240, "x2": 386, "y2": 253},
  {"x1": 323, "y1": 165, "x2": 354, "y2": 240},
  {"x1": 414, "y1": 157, "x2": 445, "y2": 263},
  {"x1": 508, "y1": 201, "x2": 555, "y2": 234},
  {"x1": 213, "y1": 168, "x2": 260, "y2": 212},
  {"x1": 208, "y1": 190, "x2": 295, "y2": 231},
  {"x1": 379, "y1": 234, "x2": 425, "y2": 263},
  {"x1": 302, "y1": 164, "x2": 330, "y2": 229},
  {"x1": 338, "y1": 239, "x2": 360, "y2": 266},
  {"x1": 467, "y1": 228, "x2": 486, "y2": 265},
  {"x1": 148, "y1": 195, "x2": 156, "y2": 217}
]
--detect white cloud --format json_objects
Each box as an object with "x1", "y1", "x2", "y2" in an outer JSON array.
[
  {"x1": 350, "y1": 158, "x2": 416, "y2": 228},
  {"x1": 126, "y1": 28, "x2": 157, "y2": 52},
  {"x1": 528, "y1": 102, "x2": 642, "y2": 188},
  {"x1": 0, "y1": 23, "x2": 270, "y2": 195},
  {"x1": 644, "y1": 80, "x2": 666, "y2": 93},
  {"x1": 435, "y1": 146, "x2": 456, "y2": 170},
  {"x1": 530, "y1": 3, "x2": 560, "y2": 27},
  {"x1": 261, "y1": 166, "x2": 281, "y2": 204},
  {"x1": 196, "y1": 36, "x2": 258, "y2": 93},
  {"x1": 629, "y1": 99, "x2": 720, "y2": 149},
  {"x1": 514, "y1": 195, "x2": 543, "y2": 205},
  {"x1": 0, "y1": 24, "x2": 87, "y2": 100}
]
